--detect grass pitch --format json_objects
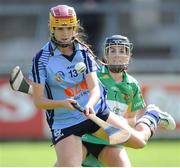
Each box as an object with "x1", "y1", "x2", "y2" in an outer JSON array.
[
  {"x1": 127, "y1": 140, "x2": 180, "y2": 167},
  {"x1": 0, "y1": 140, "x2": 179, "y2": 167}
]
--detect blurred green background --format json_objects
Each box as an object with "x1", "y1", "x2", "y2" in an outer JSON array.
[{"x1": 0, "y1": 140, "x2": 179, "y2": 167}]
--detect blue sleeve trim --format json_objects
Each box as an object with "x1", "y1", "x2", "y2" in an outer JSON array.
[{"x1": 32, "y1": 50, "x2": 43, "y2": 83}]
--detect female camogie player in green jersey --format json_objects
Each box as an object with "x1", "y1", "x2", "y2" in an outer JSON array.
[
  {"x1": 9, "y1": 6, "x2": 176, "y2": 166},
  {"x1": 82, "y1": 35, "x2": 145, "y2": 166}
]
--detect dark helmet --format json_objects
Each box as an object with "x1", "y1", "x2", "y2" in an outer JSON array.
[{"x1": 104, "y1": 35, "x2": 133, "y2": 73}]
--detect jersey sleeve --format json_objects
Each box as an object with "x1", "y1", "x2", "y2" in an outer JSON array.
[
  {"x1": 85, "y1": 51, "x2": 99, "y2": 74},
  {"x1": 131, "y1": 84, "x2": 146, "y2": 112},
  {"x1": 28, "y1": 50, "x2": 47, "y2": 84}
]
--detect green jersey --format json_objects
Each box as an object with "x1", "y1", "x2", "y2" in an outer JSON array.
[
  {"x1": 98, "y1": 66, "x2": 145, "y2": 115},
  {"x1": 82, "y1": 66, "x2": 145, "y2": 145}
]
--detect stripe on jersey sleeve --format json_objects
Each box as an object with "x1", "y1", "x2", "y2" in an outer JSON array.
[
  {"x1": 45, "y1": 83, "x2": 54, "y2": 128},
  {"x1": 32, "y1": 50, "x2": 45, "y2": 84},
  {"x1": 81, "y1": 50, "x2": 94, "y2": 73},
  {"x1": 81, "y1": 50, "x2": 88, "y2": 74},
  {"x1": 32, "y1": 54, "x2": 41, "y2": 83}
]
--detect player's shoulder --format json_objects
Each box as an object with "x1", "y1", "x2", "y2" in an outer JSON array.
[
  {"x1": 124, "y1": 71, "x2": 139, "y2": 85},
  {"x1": 125, "y1": 72, "x2": 142, "y2": 92},
  {"x1": 75, "y1": 41, "x2": 88, "y2": 51},
  {"x1": 33, "y1": 42, "x2": 52, "y2": 62},
  {"x1": 75, "y1": 41, "x2": 94, "y2": 57}
]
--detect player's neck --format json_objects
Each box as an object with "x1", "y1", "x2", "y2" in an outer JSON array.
[
  {"x1": 59, "y1": 45, "x2": 74, "y2": 56},
  {"x1": 109, "y1": 71, "x2": 123, "y2": 83}
]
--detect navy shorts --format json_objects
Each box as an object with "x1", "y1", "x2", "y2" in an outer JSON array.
[
  {"x1": 51, "y1": 108, "x2": 110, "y2": 145},
  {"x1": 82, "y1": 141, "x2": 105, "y2": 159}
]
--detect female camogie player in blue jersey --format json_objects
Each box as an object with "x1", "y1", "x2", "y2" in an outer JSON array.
[
  {"x1": 10, "y1": 4, "x2": 176, "y2": 167},
  {"x1": 28, "y1": 5, "x2": 117, "y2": 166}
]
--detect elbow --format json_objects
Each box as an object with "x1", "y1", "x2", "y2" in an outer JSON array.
[
  {"x1": 125, "y1": 138, "x2": 147, "y2": 149},
  {"x1": 33, "y1": 98, "x2": 45, "y2": 109},
  {"x1": 134, "y1": 140, "x2": 147, "y2": 149},
  {"x1": 34, "y1": 101, "x2": 44, "y2": 109},
  {"x1": 138, "y1": 141, "x2": 147, "y2": 149}
]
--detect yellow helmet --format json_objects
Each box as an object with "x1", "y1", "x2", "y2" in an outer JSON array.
[{"x1": 49, "y1": 5, "x2": 78, "y2": 34}]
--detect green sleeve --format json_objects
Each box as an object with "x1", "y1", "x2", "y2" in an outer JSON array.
[{"x1": 131, "y1": 83, "x2": 146, "y2": 112}]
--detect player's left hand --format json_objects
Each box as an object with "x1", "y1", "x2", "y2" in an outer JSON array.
[{"x1": 84, "y1": 103, "x2": 95, "y2": 116}]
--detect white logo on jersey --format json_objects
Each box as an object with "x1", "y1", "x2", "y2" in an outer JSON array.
[
  {"x1": 54, "y1": 129, "x2": 64, "y2": 141},
  {"x1": 111, "y1": 86, "x2": 120, "y2": 92},
  {"x1": 107, "y1": 100, "x2": 128, "y2": 116}
]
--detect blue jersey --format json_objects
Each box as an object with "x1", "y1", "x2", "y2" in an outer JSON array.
[{"x1": 29, "y1": 41, "x2": 107, "y2": 129}]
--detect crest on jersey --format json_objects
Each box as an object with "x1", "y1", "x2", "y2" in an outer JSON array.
[
  {"x1": 102, "y1": 74, "x2": 109, "y2": 79},
  {"x1": 122, "y1": 93, "x2": 130, "y2": 100},
  {"x1": 55, "y1": 71, "x2": 65, "y2": 83}
]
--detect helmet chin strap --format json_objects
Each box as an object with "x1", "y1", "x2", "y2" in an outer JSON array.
[
  {"x1": 108, "y1": 64, "x2": 128, "y2": 73},
  {"x1": 51, "y1": 36, "x2": 76, "y2": 48},
  {"x1": 51, "y1": 32, "x2": 78, "y2": 48}
]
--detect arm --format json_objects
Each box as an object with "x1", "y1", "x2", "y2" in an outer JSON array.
[
  {"x1": 9, "y1": 66, "x2": 97, "y2": 111},
  {"x1": 123, "y1": 110, "x2": 138, "y2": 127},
  {"x1": 84, "y1": 71, "x2": 100, "y2": 115},
  {"x1": 123, "y1": 81, "x2": 145, "y2": 127},
  {"x1": 31, "y1": 82, "x2": 76, "y2": 110},
  {"x1": 10, "y1": 66, "x2": 76, "y2": 110}
]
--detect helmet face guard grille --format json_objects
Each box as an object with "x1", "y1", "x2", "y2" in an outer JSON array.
[
  {"x1": 51, "y1": 36, "x2": 75, "y2": 48},
  {"x1": 108, "y1": 64, "x2": 128, "y2": 73},
  {"x1": 104, "y1": 35, "x2": 133, "y2": 73}
]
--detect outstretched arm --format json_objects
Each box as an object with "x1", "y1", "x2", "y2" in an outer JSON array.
[{"x1": 9, "y1": 66, "x2": 76, "y2": 110}]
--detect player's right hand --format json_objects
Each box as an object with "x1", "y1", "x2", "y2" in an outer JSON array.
[{"x1": 62, "y1": 99, "x2": 77, "y2": 110}]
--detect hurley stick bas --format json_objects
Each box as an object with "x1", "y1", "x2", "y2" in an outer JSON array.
[{"x1": 72, "y1": 102, "x2": 131, "y2": 145}]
